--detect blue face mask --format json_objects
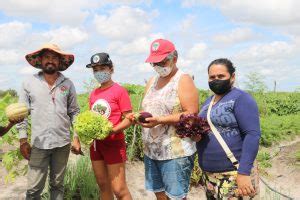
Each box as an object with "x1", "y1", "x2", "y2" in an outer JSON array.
[{"x1": 94, "y1": 71, "x2": 111, "y2": 84}]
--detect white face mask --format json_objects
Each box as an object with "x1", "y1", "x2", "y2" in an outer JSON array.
[
  {"x1": 153, "y1": 61, "x2": 174, "y2": 77},
  {"x1": 153, "y1": 65, "x2": 172, "y2": 77}
]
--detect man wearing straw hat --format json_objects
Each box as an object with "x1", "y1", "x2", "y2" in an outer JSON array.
[{"x1": 16, "y1": 44, "x2": 82, "y2": 200}]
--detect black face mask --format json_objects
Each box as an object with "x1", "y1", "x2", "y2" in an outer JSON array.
[{"x1": 209, "y1": 79, "x2": 232, "y2": 95}]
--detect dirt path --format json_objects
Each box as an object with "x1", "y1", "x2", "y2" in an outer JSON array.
[
  {"x1": 259, "y1": 138, "x2": 300, "y2": 199},
  {"x1": 0, "y1": 158, "x2": 206, "y2": 200},
  {"x1": 0, "y1": 143, "x2": 27, "y2": 199},
  {"x1": 1, "y1": 138, "x2": 299, "y2": 199},
  {"x1": 125, "y1": 161, "x2": 206, "y2": 200}
]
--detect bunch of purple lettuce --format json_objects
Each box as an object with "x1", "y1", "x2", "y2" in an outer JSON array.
[{"x1": 175, "y1": 114, "x2": 210, "y2": 138}]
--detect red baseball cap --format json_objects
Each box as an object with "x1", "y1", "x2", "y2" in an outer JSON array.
[{"x1": 145, "y1": 39, "x2": 175, "y2": 63}]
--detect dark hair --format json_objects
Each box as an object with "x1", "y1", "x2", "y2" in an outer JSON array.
[
  {"x1": 103, "y1": 63, "x2": 113, "y2": 69},
  {"x1": 208, "y1": 58, "x2": 235, "y2": 75}
]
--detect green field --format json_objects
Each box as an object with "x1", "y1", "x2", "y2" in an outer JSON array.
[{"x1": 1, "y1": 85, "x2": 299, "y2": 198}]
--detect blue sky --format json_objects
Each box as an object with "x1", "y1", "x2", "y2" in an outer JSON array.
[{"x1": 0, "y1": 0, "x2": 299, "y2": 93}]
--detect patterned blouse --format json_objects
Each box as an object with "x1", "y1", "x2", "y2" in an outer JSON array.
[{"x1": 141, "y1": 70, "x2": 196, "y2": 160}]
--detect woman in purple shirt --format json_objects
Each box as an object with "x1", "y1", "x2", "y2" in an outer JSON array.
[{"x1": 197, "y1": 58, "x2": 260, "y2": 199}]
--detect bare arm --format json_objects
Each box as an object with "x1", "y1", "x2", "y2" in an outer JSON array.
[
  {"x1": 143, "y1": 74, "x2": 199, "y2": 127},
  {"x1": 111, "y1": 111, "x2": 134, "y2": 134},
  {"x1": 0, "y1": 122, "x2": 14, "y2": 137}
]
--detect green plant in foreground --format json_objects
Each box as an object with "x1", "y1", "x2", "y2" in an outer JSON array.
[
  {"x1": 260, "y1": 114, "x2": 300, "y2": 147},
  {"x1": 64, "y1": 156, "x2": 99, "y2": 200},
  {"x1": 0, "y1": 94, "x2": 30, "y2": 182},
  {"x1": 257, "y1": 151, "x2": 272, "y2": 168},
  {"x1": 190, "y1": 155, "x2": 202, "y2": 186},
  {"x1": 125, "y1": 124, "x2": 144, "y2": 161},
  {"x1": 42, "y1": 156, "x2": 99, "y2": 200},
  {"x1": 295, "y1": 150, "x2": 300, "y2": 162}
]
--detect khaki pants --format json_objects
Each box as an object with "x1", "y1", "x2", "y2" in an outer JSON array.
[{"x1": 26, "y1": 144, "x2": 70, "y2": 200}]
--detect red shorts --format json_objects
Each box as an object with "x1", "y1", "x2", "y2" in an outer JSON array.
[{"x1": 90, "y1": 139, "x2": 127, "y2": 164}]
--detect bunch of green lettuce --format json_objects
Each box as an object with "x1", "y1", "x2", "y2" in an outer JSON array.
[{"x1": 74, "y1": 111, "x2": 113, "y2": 145}]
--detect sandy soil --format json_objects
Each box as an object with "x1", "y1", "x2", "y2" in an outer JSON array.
[
  {"x1": 125, "y1": 161, "x2": 206, "y2": 200},
  {"x1": 1, "y1": 139, "x2": 299, "y2": 200},
  {"x1": 259, "y1": 139, "x2": 300, "y2": 200},
  {"x1": 0, "y1": 147, "x2": 205, "y2": 200}
]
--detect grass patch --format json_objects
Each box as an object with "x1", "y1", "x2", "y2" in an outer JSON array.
[
  {"x1": 42, "y1": 156, "x2": 99, "y2": 200},
  {"x1": 64, "y1": 156, "x2": 99, "y2": 199},
  {"x1": 260, "y1": 114, "x2": 300, "y2": 147},
  {"x1": 295, "y1": 150, "x2": 300, "y2": 162},
  {"x1": 257, "y1": 151, "x2": 272, "y2": 169}
]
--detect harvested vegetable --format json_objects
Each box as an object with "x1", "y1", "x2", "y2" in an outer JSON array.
[
  {"x1": 74, "y1": 111, "x2": 113, "y2": 144},
  {"x1": 134, "y1": 112, "x2": 153, "y2": 123},
  {"x1": 5, "y1": 103, "x2": 28, "y2": 121},
  {"x1": 175, "y1": 114, "x2": 210, "y2": 138}
]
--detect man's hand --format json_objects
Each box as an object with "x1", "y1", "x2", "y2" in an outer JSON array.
[
  {"x1": 9, "y1": 117, "x2": 24, "y2": 125},
  {"x1": 0, "y1": 118, "x2": 24, "y2": 137},
  {"x1": 71, "y1": 137, "x2": 83, "y2": 155},
  {"x1": 20, "y1": 138, "x2": 31, "y2": 160},
  {"x1": 236, "y1": 173, "x2": 256, "y2": 197}
]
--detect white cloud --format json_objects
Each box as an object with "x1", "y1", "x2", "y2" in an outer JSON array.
[
  {"x1": 137, "y1": 63, "x2": 153, "y2": 73},
  {"x1": 0, "y1": 23, "x2": 89, "y2": 66},
  {"x1": 0, "y1": 49, "x2": 22, "y2": 65},
  {"x1": 179, "y1": 1, "x2": 300, "y2": 91},
  {"x1": 179, "y1": 14, "x2": 196, "y2": 30},
  {"x1": 232, "y1": 41, "x2": 298, "y2": 85},
  {"x1": 0, "y1": 1, "x2": 298, "y2": 92},
  {"x1": 107, "y1": 39, "x2": 148, "y2": 56},
  {"x1": 0, "y1": 75, "x2": 9, "y2": 84},
  {"x1": 234, "y1": 41, "x2": 295, "y2": 64},
  {"x1": 212, "y1": 27, "x2": 259, "y2": 46},
  {"x1": 0, "y1": 0, "x2": 153, "y2": 26},
  {"x1": 41, "y1": 27, "x2": 89, "y2": 50},
  {"x1": 172, "y1": 14, "x2": 202, "y2": 44},
  {"x1": 0, "y1": 0, "x2": 91, "y2": 26},
  {"x1": 93, "y1": 6, "x2": 158, "y2": 41},
  {"x1": 182, "y1": 0, "x2": 300, "y2": 26},
  {"x1": 176, "y1": 43, "x2": 208, "y2": 78},
  {"x1": 19, "y1": 66, "x2": 37, "y2": 75},
  {"x1": 107, "y1": 33, "x2": 164, "y2": 56},
  {"x1": 217, "y1": 0, "x2": 300, "y2": 26},
  {"x1": 181, "y1": 0, "x2": 205, "y2": 7},
  {"x1": 186, "y1": 43, "x2": 207, "y2": 60},
  {"x1": 98, "y1": 0, "x2": 152, "y2": 6},
  {"x1": 0, "y1": 21, "x2": 31, "y2": 48}
]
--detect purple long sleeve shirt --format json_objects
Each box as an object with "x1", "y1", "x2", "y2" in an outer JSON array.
[{"x1": 197, "y1": 87, "x2": 261, "y2": 175}]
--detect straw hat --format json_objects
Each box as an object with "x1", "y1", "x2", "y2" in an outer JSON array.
[{"x1": 25, "y1": 43, "x2": 74, "y2": 71}]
